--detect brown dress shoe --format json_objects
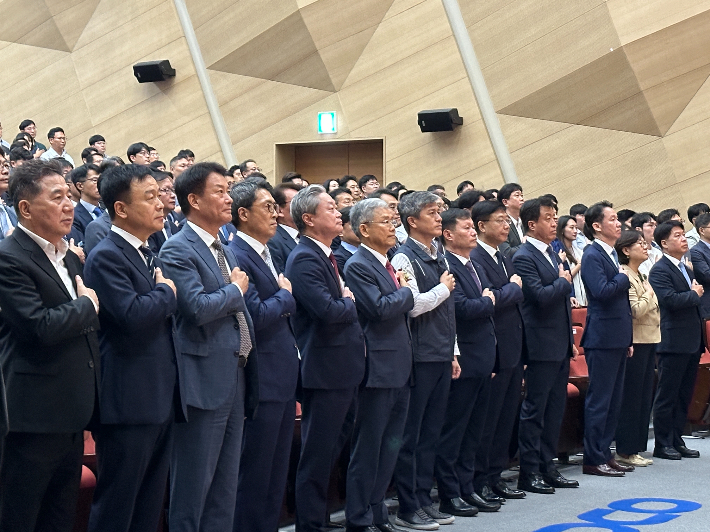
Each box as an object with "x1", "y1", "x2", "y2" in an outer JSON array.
[
  {"x1": 582, "y1": 464, "x2": 624, "y2": 477},
  {"x1": 607, "y1": 458, "x2": 634, "y2": 472}
]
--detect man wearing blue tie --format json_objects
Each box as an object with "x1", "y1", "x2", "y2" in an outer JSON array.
[
  {"x1": 579, "y1": 202, "x2": 634, "y2": 477},
  {"x1": 648, "y1": 221, "x2": 704, "y2": 460},
  {"x1": 70, "y1": 164, "x2": 103, "y2": 243}
]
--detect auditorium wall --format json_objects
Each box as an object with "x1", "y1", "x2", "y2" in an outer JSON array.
[{"x1": 2, "y1": 0, "x2": 710, "y2": 220}]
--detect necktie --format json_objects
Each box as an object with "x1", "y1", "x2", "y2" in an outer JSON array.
[
  {"x1": 211, "y1": 240, "x2": 252, "y2": 358},
  {"x1": 611, "y1": 248, "x2": 620, "y2": 268},
  {"x1": 679, "y1": 262, "x2": 693, "y2": 288},
  {"x1": 547, "y1": 245, "x2": 558, "y2": 267},
  {"x1": 465, "y1": 260, "x2": 482, "y2": 292},
  {"x1": 138, "y1": 245, "x2": 156, "y2": 277},
  {"x1": 385, "y1": 260, "x2": 400, "y2": 288},
  {"x1": 93, "y1": 206, "x2": 103, "y2": 219},
  {"x1": 494, "y1": 250, "x2": 507, "y2": 276},
  {"x1": 164, "y1": 219, "x2": 173, "y2": 238},
  {"x1": 261, "y1": 247, "x2": 278, "y2": 280}
]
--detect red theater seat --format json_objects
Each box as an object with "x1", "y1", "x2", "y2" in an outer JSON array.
[
  {"x1": 567, "y1": 382, "x2": 580, "y2": 398},
  {"x1": 572, "y1": 325, "x2": 584, "y2": 357},
  {"x1": 571, "y1": 307, "x2": 587, "y2": 327},
  {"x1": 73, "y1": 466, "x2": 96, "y2": 532}
]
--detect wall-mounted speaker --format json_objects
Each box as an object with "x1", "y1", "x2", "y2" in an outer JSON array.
[
  {"x1": 133, "y1": 60, "x2": 176, "y2": 83},
  {"x1": 417, "y1": 108, "x2": 463, "y2": 132}
]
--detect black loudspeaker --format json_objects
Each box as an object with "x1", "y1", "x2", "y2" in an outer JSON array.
[
  {"x1": 417, "y1": 108, "x2": 463, "y2": 132},
  {"x1": 133, "y1": 60, "x2": 176, "y2": 83}
]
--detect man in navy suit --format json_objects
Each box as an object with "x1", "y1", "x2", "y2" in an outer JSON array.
[
  {"x1": 70, "y1": 164, "x2": 103, "y2": 244},
  {"x1": 469, "y1": 201, "x2": 526, "y2": 501},
  {"x1": 227, "y1": 180, "x2": 299, "y2": 532},
  {"x1": 689, "y1": 212, "x2": 710, "y2": 318},
  {"x1": 269, "y1": 183, "x2": 301, "y2": 272},
  {"x1": 649, "y1": 221, "x2": 704, "y2": 460},
  {"x1": 579, "y1": 201, "x2": 634, "y2": 477},
  {"x1": 159, "y1": 162, "x2": 257, "y2": 532},
  {"x1": 435, "y1": 208, "x2": 497, "y2": 517},
  {"x1": 147, "y1": 171, "x2": 178, "y2": 254},
  {"x1": 285, "y1": 185, "x2": 366, "y2": 532},
  {"x1": 513, "y1": 196, "x2": 578, "y2": 494},
  {"x1": 0, "y1": 151, "x2": 17, "y2": 239},
  {"x1": 343, "y1": 199, "x2": 413, "y2": 532},
  {"x1": 334, "y1": 206, "x2": 359, "y2": 274},
  {"x1": 84, "y1": 164, "x2": 186, "y2": 532}
]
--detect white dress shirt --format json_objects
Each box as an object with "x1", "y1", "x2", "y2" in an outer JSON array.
[
  {"x1": 477, "y1": 239, "x2": 507, "y2": 276},
  {"x1": 593, "y1": 238, "x2": 617, "y2": 265},
  {"x1": 40, "y1": 148, "x2": 74, "y2": 166},
  {"x1": 341, "y1": 241, "x2": 358, "y2": 255},
  {"x1": 526, "y1": 236, "x2": 555, "y2": 267},
  {"x1": 280, "y1": 223, "x2": 299, "y2": 243},
  {"x1": 110, "y1": 225, "x2": 148, "y2": 266},
  {"x1": 360, "y1": 244, "x2": 388, "y2": 267},
  {"x1": 80, "y1": 199, "x2": 101, "y2": 220},
  {"x1": 509, "y1": 215, "x2": 524, "y2": 242},
  {"x1": 187, "y1": 221, "x2": 243, "y2": 294}
]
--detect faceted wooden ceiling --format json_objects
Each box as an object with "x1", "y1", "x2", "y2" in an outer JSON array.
[
  {"x1": 207, "y1": 0, "x2": 396, "y2": 92},
  {"x1": 498, "y1": 7, "x2": 710, "y2": 137},
  {"x1": 0, "y1": 0, "x2": 101, "y2": 52}
]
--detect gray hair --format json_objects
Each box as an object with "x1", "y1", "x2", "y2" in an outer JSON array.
[
  {"x1": 398, "y1": 191, "x2": 440, "y2": 233},
  {"x1": 291, "y1": 184, "x2": 326, "y2": 233},
  {"x1": 350, "y1": 198, "x2": 387, "y2": 238},
  {"x1": 229, "y1": 179, "x2": 273, "y2": 228}
]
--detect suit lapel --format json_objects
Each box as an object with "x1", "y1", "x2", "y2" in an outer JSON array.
[
  {"x1": 109, "y1": 231, "x2": 154, "y2": 286},
  {"x1": 528, "y1": 242, "x2": 558, "y2": 276},
  {"x1": 14, "y1": 230, "x2": 73, "y2": 300},
  {"x1": 447, "y1": 251, "x2": 481, "y2": 296},
  {"x1": 234, "y1": 236, "x2": 279, "y2": 290},
  {"x1": 592, "y1": 241, "x2": 617, "y2": 271},
  {"x1": 302, "y1": 236, "x2": 340, "y2": 290},
  {"x1": 361, "y1": 247, "x2": 397, "y2": 291},
  {"x1": 472, "y1": 246, "x2": 505, "y2": 284},
  {"x1": 184, "y1": 223, "x2": 225, "y2": 285}
]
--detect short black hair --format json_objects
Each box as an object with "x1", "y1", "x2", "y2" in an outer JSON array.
[
  {"x1": 657, "y1": 208, "x2": 680, "y2": 225},
  {"x1": 441, "y1": 208, "x2": 471, "y2": 236},
  {"x1": 329, "y1": 187, "x2": 351, "y2": 201},
  {"x1": 282, "y1": 171, "x2": 302, "y2": 183},
  {"x1": 177, "y1": 149, "x2": 195, "y2": 159},
  {"x1": 427, "y1": 184, "x2": 445, "y2": 192},
  {"x1": 99, "y1": 164, "x2": 154, "y2": 219},
  {"x1": 229, "y1": 179, "x2": 274, "y2": 228},
  {"x1": 127, "y1": 142, "x2": 150, "y2": 161},
  {"x1": 9, "y1": 147, "x2": 32, "y2": 162},
  {"x1": 248, "y1": 172, "x2": 267, "y2": 181},
  {"x1": 227, "y1": 165, "x2": 239, "y2": 176},
  {"x1": 81, "y1": 147, "x2": 98, "y2": 162},
  {"x1": 272, "y1": 182, "x2": 302, "y2": 206},
  {"x1": 470, "y1": 200, "x2": 506, "y2": 232},
  {"x1": 19, "y1": 119, "x2": 35, "y2": 131},
  {"x1": 498, "y1": 182, "x2": 523, "y2": 202},
  {"x1": 630, "y1": 212, "x2": 656, "y2": 230},
  {"x1": 149, "y1": 160, "x2": 166, "y2": 171},
  {"x1": 520, "y1": 196, "x2": 556, "y2": 234},
  {"x1": 654, "y1": 220, "x2": 684, "y2": 248},
  {"x1": 688, "y1": 203, "x2": 709, "y2": 223},
  {"x1": 456, "y1": 180, "x2": 474, "y2": 195},
  {"x1": 54, "y1": 157, "x2": 74, "y2": 171},
  {"x1": 617, "y1": 209, "x2": 636, "y2": 225},
  {"x1": 175, "y1": 161, "x2": 227, "y2": 216},
  {"x1": 99, "y1": 157, "x2": 124, "y2": 173},
  {"x1": 152, "y1": 170, "x2": 172, "y2": 183},
  {"x1": 482, "y1": 189, "x2": 498, "y2": 200},
  {"x1": 583, "y1": 200, "x2": 613, "y2": 240},
  {"x1": 615, "y1": 230, "x2": 644, "y2": 265},
  {"x1": 367, "y1": 188, "x2": 397, "y2": 200},
  {"x1": 569, "y1": 203, "x2": 587, "y2": 217},
  {"x1": 88, "y1": 134, "x2": 105, "y2": 145},
  {"x1": 47, "y1": 127, "x2": 64, "y2": 140},
  {"x1": 339, "y1": 174, "x2": 357, "y2": 187},
  {"x1": 170, "y1": 155, "x2": 188, "y2": 167},
  {"x1": 9, "y1": 159, "x2": 63, "y2": 214},
  {"x1": 339, "y1": 206, "x2": 352, "y2": 225},
  {"x1": 70, "y1": 163, "x2": 101, "y2": 186},
  {"x1": 358, "y1": 174, "x2": 378, "y2": 189},
  {"x1": 541, "y1": 193, "x2": 558, "y2": 205},
  {"x1": 455, "y1": 189, "x2": 485, "y2": 210},
  {"x1": 695, "y1": 212, "x2": 710, "y2": 231},
  {"x1": 239, "y1": 159, "x2": 256, "y2": 174}
]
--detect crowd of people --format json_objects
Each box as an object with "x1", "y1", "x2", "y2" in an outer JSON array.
[{"x1": 0, "y1": 120, "x2": 707, "y2": 532}]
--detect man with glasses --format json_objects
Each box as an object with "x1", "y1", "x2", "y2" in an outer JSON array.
[
  {"x1": 498, "y1": 183, "x2": 525, "y2": 258},
  {"x1": 368, "y1": 188, "x2": 405, "y2": 248},
  {"x1": 147, "y1": 171, "x2": 178, "y2": 253},
  {"x1": 358, "y1": 175, "x2": 380, "y2": 197},
  {"x1": 41, "y1": 127, "x2": 74, "y2": 166},
  {"x1": 631, "y1": 213, "x2": 661, "y2": 276},
  {"x1": 70, "y1": 164, "x2": 103, "y2": 244},
  {"x1": 19, "y1": 119, "x2": 47, "y2": 157},
  {"x1": 340, "y1": 175, "x2": 363, "y2": 202},
  {"x1": 240, "y1": 159, "x2": 260, "y2": 179},
  {"x1": 227, "y1": 180, "x2": 299, "y2": 532},
  {"x1": 268, "y1": 183, "x2": 302, "y2": 272},
  {"x1": 0, "y1": 151, "x2": 18, "y2": 239},
  {"x1": 127, "y1": 142, "x2": 151, "y2": 166}
]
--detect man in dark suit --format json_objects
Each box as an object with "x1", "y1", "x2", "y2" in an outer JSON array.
[
  {"x1": 512, "y1": 196, "x2": 578, "y2": 494},
  {"x1": 146, "y1": 170, "x2": 178, "y2": 254},
  {"x1": 498, "y1": 183, "x2": 524, "y2": 258},
  {"x1": 649, "y1": 220, "x2": 704, "y2": 460},
  {"x1": 159, "y1": 162, "x2": 257, "y2": 532},
  {"x1": 334, "y1": 206, "x2": 359, "y2": 274},
  {"x1": 83, "y1": 211, "x2": 111, "y2": 255},
  {"x1": 285, "y1": 185, "x2": 366, "y2": 532},
  {"x1": 0, "y1": 159, "x2": 101, "y2": 532},
  {"x1": 391, "y1": 192, "x2": 457, "y2": 529},
  {"x1": 689, "y1": 212, "x2": 710, "y2": 318},
  {"x1": 70, "y1": 163, "x2": 103, "y2": 244},
  {"x1": 0, "y1": 151, "x2": 17, "y2": 239},
  {"x1": 227, "y1": 180, "x2": 299, "y2": 532},
  {"x1": 84, "y1": 164, "x2": 186, "y2": 532},
  {"x1": 269, "y1": 183, "x2": 301, "y2": 272},
  {"x1": 343, "y1": 198, "x2": 413, "y2": 532},
  {"x1": 435, "y1": 209, "x2": 497, "y2": 517},
  {"x1": 579, "y1": 202, "x2": 634, "y2": 477},
  {"x1": 469, "y1": 201, "x2": 526, "y2": 501}
]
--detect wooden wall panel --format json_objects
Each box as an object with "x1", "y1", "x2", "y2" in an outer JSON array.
[
  {"x1": 295, "y1": 144, "x2": 349, "y2": 183},
  {"x1": 347, "y1": 142, "x2": 384, "y2": 180}
]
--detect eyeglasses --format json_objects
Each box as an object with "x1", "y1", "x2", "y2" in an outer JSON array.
[
  {"x1": 484, "y1": 218, "x2": 509, "y2": 225},
  {"x1": 159, "y1": 188, "x2": 175, "y2": 195},
  {"x1": 53, "y1": 137, "x2": 67, "y2": 142},
  {"x1": 365, "y1": 219, "x2": 398, "y2": 227},
  {"x1": 254, "y1": 202, "x2": 277, "y2": 214},
  {"x1": 85, "y1": 177, "x2": 99, "y2": 184},
  {"x1": 1, "y1": 163, "x2": 10, "y2": 171}
]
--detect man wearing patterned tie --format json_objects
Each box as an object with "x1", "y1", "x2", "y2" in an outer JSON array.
[
  {"x1": 159, "y1": 162, "x2": 257, "y2": 532},
  {"x1": 227, "y1": 180, "x2": 299, "y2": 532},
  {"x1": 70, "y1": 163, "x2": 103, "y2": 243},
  {"x1": 0, "y1": 150, "x2": 17, "y2": 239},
  {"x1": 285, "y1": 185, "x2": 366, "y2": 532},
  {"x1": 83, "y1": 164, "x2": 185, "y2": 532}
]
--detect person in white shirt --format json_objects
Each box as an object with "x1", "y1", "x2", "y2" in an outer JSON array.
[
  {"x1": 631, "y1": 213, "x2": 662, "y2": 276},
  {"x1": 40, "y1": 127, "x2": 74, "y2": 166},
  {"x1": 685, "y1": 203, "x2": 709, "y2": 249}
]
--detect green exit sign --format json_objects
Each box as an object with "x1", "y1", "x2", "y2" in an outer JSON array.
[{"x1": 318, "y1": 112, "x2": 337, "y2": 134}]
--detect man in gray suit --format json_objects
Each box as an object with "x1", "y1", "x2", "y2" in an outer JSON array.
[{"x1": 159, "y1": 162, "x2": 257, "y2": 532}]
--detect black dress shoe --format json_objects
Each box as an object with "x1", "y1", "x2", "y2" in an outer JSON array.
[
  {"x1": 582, "y1": 464, "x2": 624, "y2": 477},
  {"x1": 675, "y1": 445, "x2": 700, "y2": 458},
  {"x1": 345, "y1": 526, "x2": 380, "y2": 532},
  {"x1": 542, "y1": 469, "x2": 579, "y2": 488},
  {"x1": 461, "y1": 492, "x2": 501, "y2": 512},
  {"x1": 492, "y1": 480, "x2": 526, "y2": 499},
  {"x1": 438, "y1": 497, "x2": 479, "y2": 517},
  {"x1": 517, "y1": 472, "x2": 555, "y2": 494},
  {"x1": 375, "y1": 522, "x2": 408, "y2": 532},
  {"x1": 478, "y1": 485, "x2": 505, "y2": 504},
  {"x1": 328, "y1": 522, "x2": 346, "y2": 529},
  {"x1": 607, "y1": 459, "x2": 634, "y2": 472},
  {"x1": 653, "y1": 446, "x2": 682, "y2": 460}
]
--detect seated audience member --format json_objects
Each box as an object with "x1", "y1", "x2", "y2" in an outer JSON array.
[
  {"x1": 285, "y1": 185, "x2": 365, "y2": 532},
  {"x1": 126, "y1": 142, "x2": 151, "y2": 165},
  {"x1": 343, "y1": 198, "x2": 414, "y2": 532},
  {"x1": 100, "y1": 156, "x2": 125, "y2": 170},
  {"x1": 435, "y1": 208, "x2": 497, "y2": 517},
  {"x1": 148, "y1": 146, "x2": 160, "y2": 162},
  {"x1": 685, "y1": 203, "x2": 709, "y2": 248},
  {"x1": 330, "y1": 187, "x2": 354, "y2": 209},
  {"x1": 556, "y1": 215, "x2": 586, "y2": 306},
  {"x1": 455, "y1": 190, "x2": 485, "y2": 211},
  {"x1": 227, "y1": 164, "x2": 243, "y2": 183},
  {"x1": 631, "y1": 212, "x2": 661, "y2": 276},
  {"x1": 427, "y1": 184, "x2": 446, "y2": 198},
  {"x1": 19, "y1": 118, "x2": 47, "y2": 157},
  {"x1": 81, "y1": 147, "x2": 100, "y2": 165},
  {"x1": 617, "y1": 209, "x2": 636, "y2": 231},
  {"x1": 615, "y1": 230, "x2": 659, "y2": 468},
  {"x1": 333, "y1": 207, "x2": 359, "y2": 274},
  {"x1": 340, "y1": 175, "x2": 363, "y2": 202},
  {"x1": 648, "y1": 221, "x2": 704, "y2": 461},
  {"x1": 147, "y1": 171, "x2": 178, "y2": 253},
  {"x1": 656, "y1": 208, "x2": 681, "y2": 225},
  {"x1": 469, "y1": 200, "x2": 526, "y2": 502},
  {"x1": 89, "y1": 134, "x2": 107, "y2": 156},
  {"x1": 268, "y1": 183, "x2": 302, "y2": 272},
  {"x1": 70, "y1": 164, "x2": 104, "y2": 243},
  {"x1": 9, "y1": 147, "x2": 33, "y2": 169},
  {"x1": 84, "y1": 163, "x2": 184, "y2": 532},
  {"x1": 240, "y1": 159, "x2": 259, "y2": 179},
  {"x1": 689, "y1": 212, "x2": 710, "y2": 318},
  {"x1": 149, "y1": 160, "x2": 166, "y2": 172},
  {"x1": 368, "y1": 188, "x2": 404, "y2": 249},
  {"x1": 176, "y1": 149, "x2": 195, "y2": 166},
  {"x1": 569, "y1": 204, "x2": 590, "y2": 251},
  {"x1": 0, "y1": 151, "x2": 17, "y2": 239},
  {"x1": 282, "y1": 171, "x2": 304, "y2": 186},
  {"x1": 170, "y1": 155, "x2": 189, "y2": 179},
  {"x1": 482, "y1": 189, "x2": 498, "y2": 200},
  {"x1": 498, "y1": 183, "x2": 525, "y2": 258},
  {"x1": 0, "y1": 159, "x2": 100, "y2": 532},
  {"x1": 227, "y1": 179, "x2": 299, "y2": 532},
  {"x1": 359, "y1": 175, "x2": 380, "y2": 197},
  {"x1": 323, "y1": 178, "x2": 340, "y2": 192},
  {"x1": 456, "y1": 180, "x2": 474, "y2": 196},
  {"x1": 40, "y1": 127, "x2": 74, "y2": 165}
]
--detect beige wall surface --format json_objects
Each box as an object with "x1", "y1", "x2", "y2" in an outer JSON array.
[{"x1": 2, "y1": 0, "x2": 710, "y2": 223}]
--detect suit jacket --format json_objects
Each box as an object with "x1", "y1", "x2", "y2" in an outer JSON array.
[
  {"x1": 72, "y1": 202, "x2": 96, "y2": 243},
  {"x1": 512, "y1": 241, "x2": 574, "y2": 362},
  {"x1": 470, "y1": 244, "x2": 524, "y2": 369},
  {"x1": 159, "y1": 222, "x2": 259, "y2": 417},
  {"x1": 285, "y1": 236, "x2": 365, "y2": 389},
  {"x1": 621, "y1": 265, "x2": 660, "y2": 344},
  {"x1": 690, "y1": 241, "x2": 710, "y2": 318},
  {"x1": 499, "y1": 214, "x2": 524, "y2": 258},
  {"x1": 333, "y1": 242, "x2": 354, "y2": 277},
  {"x1": 227, "y1": 235, "x2": 299, "y2": 402},
  {"x1": 343, "y1": 247, "x2": 413, "y2": 388},
  {"x1": 648, "y1": 255, "x2": 703, "y2": 354},
  {"x1": 268, "y1": 225, "x2": 298, "y2": 273},
  {"x1": 445, "y1": 251, "x2": 497, "y2": 378},
  {"x1": 83, "y1": 211, "x2": 112, "y2": 256},
  {"x1": 580, "y1": 241, "x2": 633, "y2": 350},
  {"x1": 84, "y1": 231, "x2": 186, "y2": 425},
  {"x1": 0, "y1": 204, "x2": 17, "y2": 240},
  {"x1": 218, "y1": 222, "x2": 237, "y2": 245},
  {"x1": 0, "y1": 228, "x2": 100, "y2": 433}
]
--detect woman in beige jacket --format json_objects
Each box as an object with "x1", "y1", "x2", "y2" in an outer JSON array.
[{"x1": 614, "y1": 230, "x2": 660, "y2": 467}]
